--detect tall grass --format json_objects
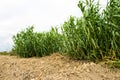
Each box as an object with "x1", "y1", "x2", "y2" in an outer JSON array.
[
  {"x1": 13, "y1": 0, "x2": 120, "y2": 61},
  {"x1": 61, "y1": 0, "x2": 120, "y2": 60},
  {"x1": 12, "y1": 26, "x2": 61, "y2": 57}
]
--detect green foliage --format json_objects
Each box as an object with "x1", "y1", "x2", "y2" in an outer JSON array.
[
  {"x1": 0, "y1": 51, "x2": 9, "y2": 55},
  {"x1": 61, "y1": 0, "x2": 120, "y2": 60},
  {"x1": 106, "y1": 60, "x2": 120, "y2": 68},
  {"x1": 0, "y1": 51, "x2": 16, "y2": 56},
  {"x1": 12, "y1": 0, "x2": 120, "y2": 62},
  {"x1": 12, "y1": 26, "x2": 61, "y2": 57}
]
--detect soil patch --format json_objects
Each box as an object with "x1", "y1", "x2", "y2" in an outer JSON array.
[{"x1": 0, "y1": 53, "x2": 120, "y2": 80}]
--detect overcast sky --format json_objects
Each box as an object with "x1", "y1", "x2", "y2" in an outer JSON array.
[{"x1": 0, "y1": 0, "x2": 107, "y2": 51}]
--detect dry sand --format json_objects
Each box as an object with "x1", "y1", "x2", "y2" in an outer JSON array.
[{"x1": 0, "y1": 53, "x2": 120, "y2": 80}]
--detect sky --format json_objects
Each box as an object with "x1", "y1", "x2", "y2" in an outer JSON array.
[{"x1": 0, "y1": 0, "x2": 107, "y2": 51}]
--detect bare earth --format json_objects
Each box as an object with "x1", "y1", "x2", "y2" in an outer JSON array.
[{"x1": 0, "y1": 53, "x2": 120, "y2": 80}]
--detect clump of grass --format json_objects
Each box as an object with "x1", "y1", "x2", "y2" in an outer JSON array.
[
  {"x1": 0, "y1": 51, "x2": 16, "y2": 56},
  {"x1": 112, "y1": 61, "x2": 120, "y2": 68},
  {"x1": 12, "y1": 26, "x2": 62, "y2": 58},
  {"x1": 61, "y1": 0, "x2": 120, "y2": 61},
  {"x1": 105, "y1": 60, "x2": 120, "y2": 68},
  {"x1": 0, "y1": 51, "x2": 9, "y2": 55}
]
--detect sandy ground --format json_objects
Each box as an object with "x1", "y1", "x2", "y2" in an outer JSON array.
[{"x1": 0, "y1": 53, "x2": 120, "y2": 80}]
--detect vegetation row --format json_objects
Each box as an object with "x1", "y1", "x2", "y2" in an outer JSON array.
[{"x1": 13, "y1": 0, "x2": 120, "y2": 62}]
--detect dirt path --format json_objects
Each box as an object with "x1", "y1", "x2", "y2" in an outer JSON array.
[{"x1": 0, "y1": 53, "x2": 120, "y2": 80}]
